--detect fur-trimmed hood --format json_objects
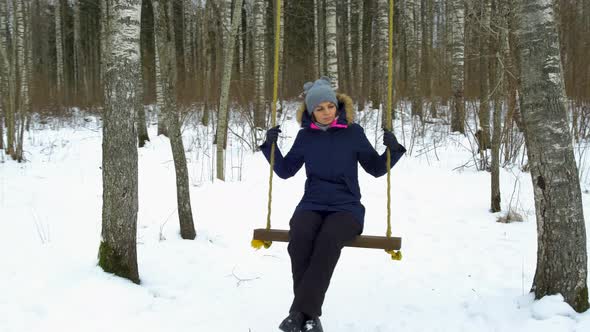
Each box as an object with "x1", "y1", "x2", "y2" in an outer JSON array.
[{"x1": 296, "y1": 93, "x2": 355, "y2": 128}]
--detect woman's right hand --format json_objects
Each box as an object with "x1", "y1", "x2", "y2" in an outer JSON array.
[{"x1": 265, "y1": 125, "x2": 281, "y2": 145}]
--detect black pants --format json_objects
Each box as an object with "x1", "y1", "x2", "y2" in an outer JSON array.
[{"x1": 288, "y1": 209, "x2": 361, "y2": 318}]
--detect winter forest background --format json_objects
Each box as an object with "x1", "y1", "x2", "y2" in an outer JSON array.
[{"x1": 2, "y1": 0, "x2": 590, "y2": 331}]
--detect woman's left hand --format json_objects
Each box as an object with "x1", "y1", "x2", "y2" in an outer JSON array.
[{"x1": 383, "y1": 129, "x2": 402, "y2": 151}]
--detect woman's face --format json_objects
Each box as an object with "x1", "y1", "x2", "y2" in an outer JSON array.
[{"x1": 312, "y1": 101, "x2": 337, "y2": 125}]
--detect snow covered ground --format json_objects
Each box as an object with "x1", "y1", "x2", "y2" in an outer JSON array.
[{"x1": 1, "y1": 106, "x2": 590, "y2": 332}]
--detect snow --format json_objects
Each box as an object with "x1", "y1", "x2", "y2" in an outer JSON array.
[{"x1": 1, "y1": 104, "x2": 590, "y2": 332}]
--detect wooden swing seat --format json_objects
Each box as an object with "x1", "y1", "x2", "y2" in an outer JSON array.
[{"x1": 252, "y1": 228, "x2": 402, "y2": 251}]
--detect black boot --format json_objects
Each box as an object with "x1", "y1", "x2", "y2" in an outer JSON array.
[
  {"x1": 279, "y1": 312, "x2": 305, "y2": 332},
  {"x1": 303, "y1": 317, "x2": 323, "y2": 332}
]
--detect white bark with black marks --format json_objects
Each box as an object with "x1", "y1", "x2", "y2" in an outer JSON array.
[
  {"x1": 15, "y1": 0, "x2": 28, "y2": 162},
  {"x1": 216, "y1": 0, "x2": 243, "y2": 181},
  {"x1": 325, "y1": 0, "x2": 338, "y2": 89},
  {"x1": 253, "y1": 0, "x2": 266, "y2": 129},
  {"x1": 0, "y1": 0, "x2": 7, "y2": 151},
  {"x1": 450, "y1": 0, "x2": 465, "y2": 133},
  {"x1": 375, "y1": 0, "x2": 388, "y2": 111},
  {"x1": 355, "y1": 0, "x2": 363, "y2": 97},
  {"x1": 313, "y1": 0, "x2": 319, "y2": 77},
  {"x1": 405, "y1": 0, "x2": 422, "y2": 118},
  {"x1": 516, "y1": 0, "x2": 588, "y2": 313},
  {"x1": 99, "y1": 0, "x2": 141, "y2": 284},
  {"x1": 55, "y1": 0, "x2": 64, "y2": 105}
]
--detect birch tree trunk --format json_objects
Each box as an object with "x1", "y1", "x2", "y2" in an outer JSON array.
[
  {"x1": 183, "y1": 0, "x2": 193, "y2": 80},
  {"x1": 355, "y1": 0, "x2": 363, "y2": 99},
  {"x1": 216, "y1": 0, "x2": 243, "y2": 181},
  {"x1": 0, "y1": 0, "x2": 10, "y2": 153},
  {"x1": 279, "y1": 0, "x2": 285, "y2": 103},
  {"x1": 346, "y1": 0, "x2": 353, "y2": 93},
  {"x1": 502, "y1": 0, "x2": 519, "y2": 161},
  {"x1": 253, "y1": 0, "x2": 266, "y2": 129},
  {"x1": 55, "y1": 0, "x2": 64, "y2": 106},
  {"x1": 201, "y1": 0, "x2": 213, "y2": 126},
  {"x1": 479, "y1": 0, "x2": 491, "y2": 150},
  {"x1": 375, "y1": 0, "x2": 388, "y2": 115},
  {"x1": 15, "y1": 0, "x2": 29, "y2": 162},
  {"x1": 313, "y1": 0, "x2": 319, "y2": 77},
  {"x1": 450, "y1": 0, "x2": 466, "y2": 134},
  {"x1": 98, "y1": 0, "x2": 141, "y2": 284},
  {"x1": 152, "y1": 0, "x2": 168, "y2": 137},
  {"x1": 325, "y1": 0, "x2": 338, "y2": 89},
  {"x1": 222, "y1": 0, "x2": 232, "y2": 57},
  {"x1": 516, "y1": 0, "x2": 588, "y2": 313},
  {"x1": 137, "y1": 0, "x2": 150, "y2": 147},
  {"x1": 405, "y1": 0, "x2": 422, "y2": 119},
  {"x1": 317, "y1": 0, "x2": 325, "y2": 76},
  {"x1": 422, "y1": 0, "x2": 433, "y2": 107},
  {"x1": 490, "y1": 0, "x2": 507, "y2": 213},
  {"x1": 73, "y1": 0, "x2": 82, "y2": 103},
  {"x1": 153, "y1": 0, "x2": 196, "y2": 240}
]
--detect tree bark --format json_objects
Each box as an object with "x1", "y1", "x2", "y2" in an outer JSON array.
[
  {"x1": 313, "y1": 0, "x2": 319, "y2": 77},
  {"x1": 325, "y1": 0, "x2": 338, "y2": 88},
  {"x1": 490, "y1": 0, "x2": 506, "y2": 213},
  {"x1": 355, "y1": 0, "x2": 363, "y2": 100},
  {"x1": 216, "y1": 0, "x2": 244, "y2": 181},
  {"x1": 0, "y1": 0, "x2": 10, "y2": 153},
  {"x1": 14, "y1": 0, "x2": 29, "y2": 162},
  {"x1": 55, "y1": 0, "x2": 64, "y2": 106},
  {"x1": 375, "y1": 0, "x2": 388, "y2": 113},
  {"x1": 99, "y1": 0, "x2": 141, "y2": 284},
  {"x1": 253, "y1": 0, "x2": 266, "y2": 129},
  {"x1": 479, "y1": 0, "x2": 491, "y2": 150},
  {"x1": 317, "y1": 0, "x2": 325, "y2": 76},
  {"x1": 153, "y1": 0, "x2": 196, "y2": 240},
  {"x1": 73, "y1": 0, "x2": 82, "y2": 104},
  {"x1": 405, "y1": 0, "x2": 422, "y2": 119},
  {"x1": 517, "y1": 0, "x2": 588, "y2": 313},
  {"x1": 450, "y1": 0, "x2": 465, "y2": 134}
]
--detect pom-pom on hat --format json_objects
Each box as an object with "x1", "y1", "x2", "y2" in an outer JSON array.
[{"x1": 303, "y1": 76, "x2": 338, "y2": 115}]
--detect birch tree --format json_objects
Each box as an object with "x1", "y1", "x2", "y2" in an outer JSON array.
[
  {"x1": 375, "y1": 0, "x2": 388, "y2": 112},
  {"x1": 316, "y1": 0, "x2": 325, "y2": 77},
  {"x1": 3, "y1": 0, "x2": 16, "y2": 157},
  {"x1": 490, "y1": 0, "x2": 508, "y2": 213},
  {"x1": 137, "y1": 0, "x2": 150, "y2": 147},
  {"x1": 312, "y1": 0, "x2": 319, "y2": 77},
  {"x1": 516, "y1": 0, "x2": 588, "y2": 312},
  {"x1": 153, "y1": 0, "x2": 196, "y2": 240},
  {"x1": 325, "y1": 0, "x2": 338, "y2": 89},
  {"x1": 0, "y1": 0, "x2": 10, "y2": 152},
  {"x1": 73, "y1": 0, "x2": 82, "y2": 103},
  {"x1": 450, "y1": 0, "x2": 466, "y2": 134},
  {"x1": 479, "y1": 0, "x2": 491, "y2": 149},
  {"x1": 14, "y1": 0, "x2": 29, "y2": 162},
  {"x1": 216, "y1": 0, "x2": 243, "y2": 181},
  {"x1": 345, "y1": 0, "x2": 353, "y2": 93},
  {"x1": 55, "y1": 0, "x2": 64, "y2": 105},
  {"x1": 405, "y1": 0, "x2": 422, "y2": 119},
  {"x1": 253, "y1": 0, "x2": 266, "y2": 129},
  {"x1": 355, "y1": 0, "x2": 363, "y2": 97},
  {"x1": 98, "y1": 0, "x2": 141, "y2": 284}
]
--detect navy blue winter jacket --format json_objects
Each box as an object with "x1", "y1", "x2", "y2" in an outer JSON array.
[{"x1": 260, "y1": 93, "x2": 406, "y2": 230}]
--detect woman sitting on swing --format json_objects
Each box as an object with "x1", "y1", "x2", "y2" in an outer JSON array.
[{"x1": 259, "y1": 77, "x2": 406, "y2": 332}]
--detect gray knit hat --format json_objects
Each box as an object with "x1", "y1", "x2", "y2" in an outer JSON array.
[{"x1": 303, "y1": 76, "x2": 338, "y2": 115}]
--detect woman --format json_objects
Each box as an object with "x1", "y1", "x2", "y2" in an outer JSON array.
[{"x1": 259, "y1": 77, "x2": 406, "y2": 332}]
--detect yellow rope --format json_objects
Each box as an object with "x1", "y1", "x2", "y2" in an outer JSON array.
[
  {"x1": 386, "y1": 0, "x2": 401, "y2": 261},
  {"x1": 253, "y1": 0, "x2": 282, "y2": 250}
]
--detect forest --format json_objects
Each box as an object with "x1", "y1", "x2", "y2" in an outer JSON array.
[{"x1": 1, "y1": 1, "x2": 590, "y2": 330}]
